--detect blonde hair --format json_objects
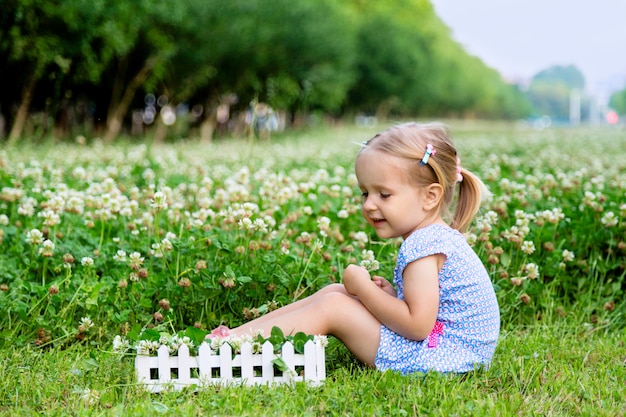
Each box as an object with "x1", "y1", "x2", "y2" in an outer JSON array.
[{"x1": 359, "y1": 122, "x2": 489, "y2": 232}]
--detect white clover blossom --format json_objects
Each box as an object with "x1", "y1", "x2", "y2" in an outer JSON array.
[
  {"x1": 39, "y1": 239, "x2": 55, "y2": 257},
  {"x1": 317, "y1": 216, "x2": 331, "y2": 228},
  {"x1": 524, "y1": 263, "x2": 540, "y2": 280},
  {"x1": 535, "y1": 208, "x2": 565, "y2": 226},
  {"x1": 78, "y1": 316, "x2": 94, "y2": 332},
  {"x1": 26, "y1": 228, "x2": 44, "y2": 245},
  {"x1": 359, "y1": 249, "x2": 380, "y2": 272},
  {"x1": 562, "y1": 249, "x2": 575, "y2": 262},
  {"x1": 81, "y1": 257, "x2": 94, "y2": 267},
  {"x1": 311, "y1": 239, "x2": 324, "y2": 252},
  {"x1": 18, "y1": 197, "x2": 37, "y2": 217},
  {"x1": 151, "y1": 242, "x2": 163, "y2": 258},
  {"x1": 314, "y1": 335, "x2": 329, "y2": 348},
  {"x1": 337, "y1": 209, "x2": 349, "y2": 219},
  {"x1": 253, "y1": 218, "x2": 268, "y2": 233},
  {"x1": 317, "y1": 216, "x2": 331, "y2": 237},
  {"x1": 113, "y1": 250, "x2": 127, "y2": 262},
  {"x1": 353, "y1": 231, "x2": 369, "y2": 248},
  {"x1": 129, "y1": 251, "x2": 144, "y2": 270},
  {"x1": 521, "y1": 241, "x2": 536, "y2": 255},
  {"x1": 150, "y1": 191, "x2": 168, "y2": 210},
  {"x1": 238, "y1": 217, "x2": 254, "y2": 230},
  {"x1": 167, "y1": 335, "x2": 194, "y2": 354},
  {"x1": 112, "y1": 335, "x2": 130, "y2": 354},
  {"x1": 0, "y1": 214, "x2": 8, "y2": 225},
  {"x1": 78, "y1": 388, "x2": 99, "y2": 407},
  {"x1": 38, "y1": 209, "x2": 61, "y2": 227},
  {"x1": 161, "y1": 237, "x2": 173, "y2": 252},
  {"x1": 600, "y1": 211, "x2": 618, "y2": 227},
  {"x1": 136, "y1": 339, "x2": 161, "y2": 355},
  {"x1": 465, "y1": 232, "x2": 477, "y2": 246}
]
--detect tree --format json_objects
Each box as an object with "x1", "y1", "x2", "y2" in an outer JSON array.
[
  {"x1": 172, "y1": 0, "x2": 357, "y2": 141},
  {"x1": 526, "y1": 65, "x2": 586, "y2": 120},
  {"x1": 0, "y1": 1, "x2": 76, "y2": 143},
  {"x1": 609, "y1": 88, "x2": 626, "y2": 115}
]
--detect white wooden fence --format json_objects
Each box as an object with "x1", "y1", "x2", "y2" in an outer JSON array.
[{"x1": 135, "y1": 340, "x2": 326, "y2": 392}]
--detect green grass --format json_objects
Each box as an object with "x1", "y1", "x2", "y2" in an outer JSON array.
[{"x1": 1, "y1": 320, "x2": 624, "y2": 416}]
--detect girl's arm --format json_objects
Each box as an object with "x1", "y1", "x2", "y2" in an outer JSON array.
[
  {"x1": 372, "y1": 275, "x2": 397, "y2": 297},
  {"x1": 343, "y1": 255, "x2": 441, "y2": 341}
]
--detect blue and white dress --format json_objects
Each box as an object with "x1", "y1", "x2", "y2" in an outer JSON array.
[{"x1": 374, "y1": 224, "x2": 500, "y2": 374}]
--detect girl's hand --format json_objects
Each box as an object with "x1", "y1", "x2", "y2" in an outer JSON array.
[
  {"x1": 342, "y1": 264, "x2": 371, "y2": 296},
  {"x1": 372, "y1": 275, "x2": 397, "y2": 297}
]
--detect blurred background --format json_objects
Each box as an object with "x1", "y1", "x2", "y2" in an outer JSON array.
[{"x1": 1, "y1": 0, "x2": 624, "y2": 143}]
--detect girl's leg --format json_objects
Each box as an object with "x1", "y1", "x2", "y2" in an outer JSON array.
[
  {"x1": 230, "y1": 284, "x2": 348, "y2": 331},
  {"x1": 229, "y1": 284, "x2": 381, "y2": 366}
]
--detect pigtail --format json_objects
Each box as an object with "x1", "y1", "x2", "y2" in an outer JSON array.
[{"x1": 451, "y1": 168, "x2": 490, "y2": 232}]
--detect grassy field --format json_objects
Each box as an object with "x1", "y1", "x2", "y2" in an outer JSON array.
[{"x1": 0, "y1": 121, "x2": 624, "y2": 416}]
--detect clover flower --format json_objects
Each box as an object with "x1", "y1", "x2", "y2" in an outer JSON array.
[
  {"x1": 78, "y1": 317, "x2": 94, "y2": 333},
  {"x1": 523, "y1": 263, "x2": 539, "y2": 280},
  {"x1": 337, "y1": 209, "x2": 349, "y2": 219},
  {"x1": 238, "y1": 218, "x2": 254, "y2": 231},
  {"x1": 136, "y1": 340, "x2": 161, "y2": 355},
  {"x1": 167, "y1": 335, "x2": 194, "y2": 354},
  {"x1": 113, "y1": 250, "x2": 127, "y2": 263},
  {"x1": 311, "y1": 239, "x2": 324, "y2": 253},
  {"x1": 0, "y1": 214, "x2": 8, "y2": 225},
  {"x1": 112, "y1": 335, "x2": 130, "y2": 354},
  {"x1": 150, "y1": 191, "x2": 167, "y2": 210},
  {"x1": 561, "y1": 249, "x2": 575, "y2": 262},
  {"x1": 129, "y1": 251, "x2": 144, "y2": 270},
  {"x1": 600, "y1": 212, "x2": 618, "y2": 227},
  {"x1": 359, "y1": 249, "x2": 380, "y2": 272},
  {"x1": 26, "y1": 229, "x2": 44, "y2": 245},
  {"x1": 39, "y1": 239, "x2": 55, "y2": 257},
  {"x1": 151, "y1": 242, "x2": 164, "y2": 258},
  {"x1": 521, "y1": 241, "x2": 535, "y2": 255},
  {"x1": 534, "y1": 208, "x2": 565, "y2": 226},
  {"x1": 81, "y1": 257, "x2": 94, "y2": 267},
  {"x1": 314, "y1": 335, "x2": 329, "y2": 348},
  {"x1": 253, "y1": 218, "x2": 268, "y2": 233},
  {"x1": 78, "y1": 388, "x2": 99, "y2": 407},
  {"x1": 353, "y1": 231, "x2": 368, "y2": 248},
  {"x1": 18, "y1": 197, "x2": 36, "y2": 216}
]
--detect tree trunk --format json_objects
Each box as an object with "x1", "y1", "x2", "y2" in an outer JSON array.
[
  {"x1": 103, "y1": 55, "x2": 159, "y2": 142},
  {"x1": 7, "y1": 75, "x2": 37, "y2": 145},
  {"x1": 199, "y1": 117, "x2": 215, "y2": 143}
]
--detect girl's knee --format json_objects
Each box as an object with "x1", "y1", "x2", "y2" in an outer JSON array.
[{"x1": 325, "y1": 283, "x2": 348, "y2": 294}]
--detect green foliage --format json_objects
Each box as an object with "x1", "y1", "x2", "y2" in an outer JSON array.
[
  {"x1": 0, "y1": 123, "x2": 624, "y2": 353},
  {"x1": 532, "y1": 65, "x2": 585, "y2": 90},
  {"x1": 609, "y1": 87, "x2": 626, "y2": 115},
  {"x1": 0, "y1": 0, "x2": 532, "y2": 142},
  {"x1": 525, "y1": 64, "x2": 586, "y2": 120}
]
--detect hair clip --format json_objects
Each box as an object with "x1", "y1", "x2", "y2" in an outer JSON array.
[{"x1": 419, "y1": 144, "x2": 436, "y2": 166}]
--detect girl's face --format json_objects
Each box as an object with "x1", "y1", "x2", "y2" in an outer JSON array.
[{"x1": 355, "y1": 149, "x2": 438, "y2": 239}]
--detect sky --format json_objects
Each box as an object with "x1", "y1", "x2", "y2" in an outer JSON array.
[{"x1": 430, "y1": 0, "x2": 626, "y2": 100}]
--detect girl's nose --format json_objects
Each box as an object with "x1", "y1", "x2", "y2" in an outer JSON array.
[{"x1": 362, "y1": 196, "x2": 376, "y2": 212}]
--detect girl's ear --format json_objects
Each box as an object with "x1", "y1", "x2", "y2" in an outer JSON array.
[{"x1": 422, "y1": 183, "x2": 444, "y2": 211}]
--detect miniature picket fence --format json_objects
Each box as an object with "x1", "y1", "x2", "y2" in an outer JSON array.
[{"x1": 135, "y1": 340, "x2": 325, "y2": 392}]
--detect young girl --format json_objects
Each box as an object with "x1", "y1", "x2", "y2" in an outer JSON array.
[{"x1": 213, "y1": 122, "x2": 500, "y2": 374}]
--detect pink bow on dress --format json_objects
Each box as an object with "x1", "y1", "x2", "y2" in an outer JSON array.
[{"x1": 427, "y1": 321, "x2": 444, "y2": 348}]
